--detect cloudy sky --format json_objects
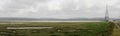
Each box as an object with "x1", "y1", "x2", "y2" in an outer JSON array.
[{"x1": 0, "y1": 0, "x2": 120, "y2": 19}]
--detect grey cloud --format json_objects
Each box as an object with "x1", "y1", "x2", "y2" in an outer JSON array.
[{"x1": 0, "y1": 0, "x2": 120, "y2": 18}]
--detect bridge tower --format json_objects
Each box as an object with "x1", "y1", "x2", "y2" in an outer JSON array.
[{"x1": 105, "y1": 4, "x2": 110, "y2": 22}]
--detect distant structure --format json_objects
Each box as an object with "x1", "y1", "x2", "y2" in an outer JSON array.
[{"x1": 105, "y1": 4, "x2": 110, "y2": 22}]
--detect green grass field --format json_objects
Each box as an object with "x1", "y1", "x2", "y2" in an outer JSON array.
[
  {"x1": 0, "y1": 22, "x2": 118, "y2": 36},
  {"x1": 112, "y1": 28, "x2": 120, "y2": 36}
]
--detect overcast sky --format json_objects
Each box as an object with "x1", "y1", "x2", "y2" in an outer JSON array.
[{"x1": 0, "y1": 0, "x2": 120, "y2": 19}]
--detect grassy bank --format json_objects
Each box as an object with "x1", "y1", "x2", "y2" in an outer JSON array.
[
  {"x1": 0, "y1": 22, "x2": 114, "y2": 36},
  {"x1": 112, "y1": 28, "x2": 120, "y2": 36}
]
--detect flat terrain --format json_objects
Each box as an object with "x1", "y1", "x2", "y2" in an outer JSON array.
[
  {"x1": 112, "y1": 28, "x2": 120, "y2": 36},
  {"x1": 0, "y1": 22, "x2": 118, "y2": 36}
]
